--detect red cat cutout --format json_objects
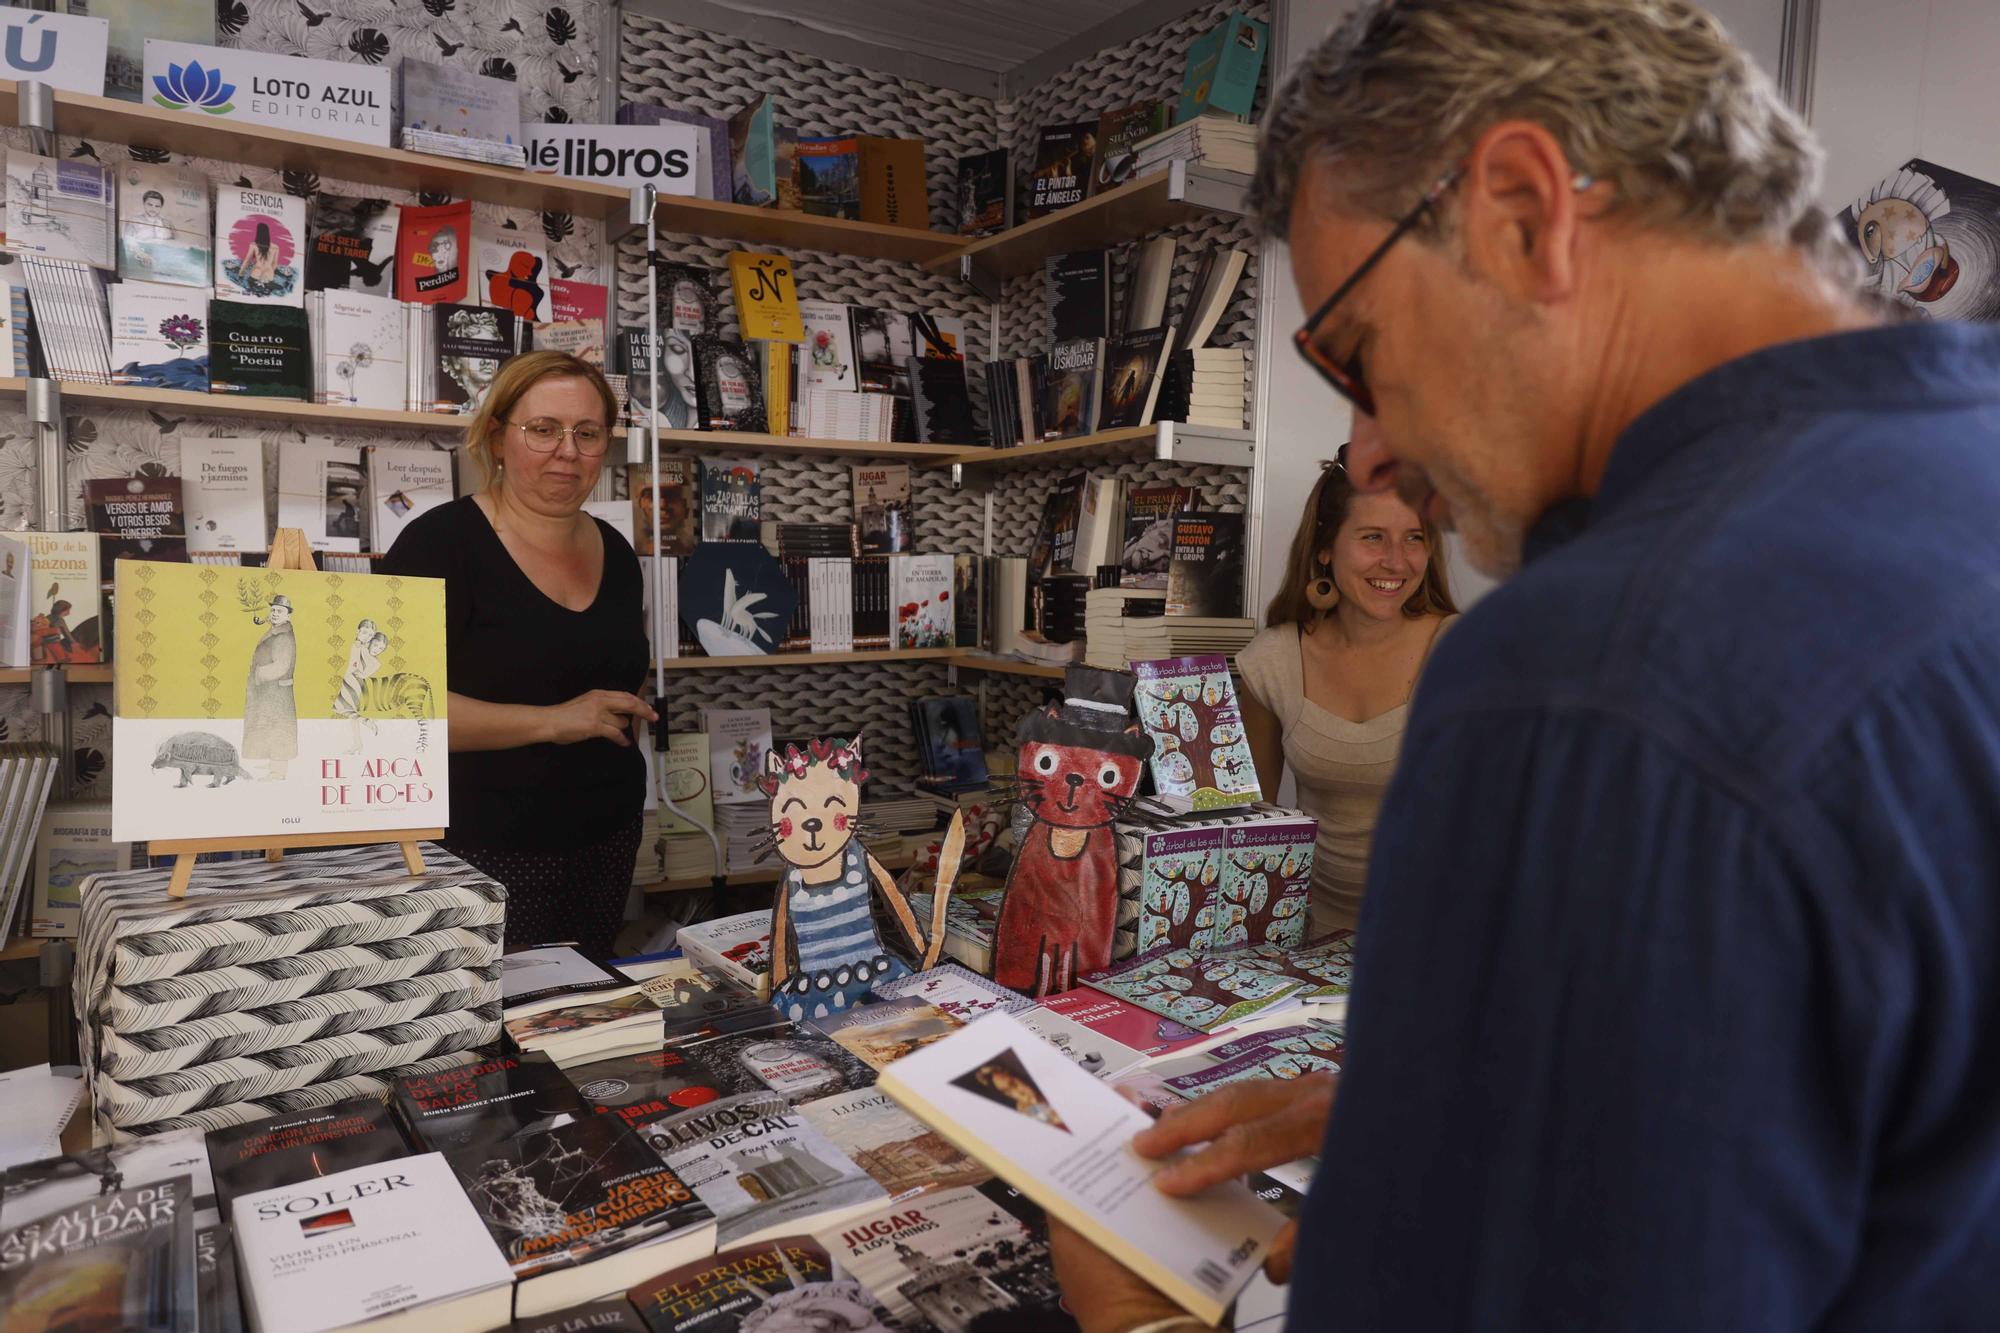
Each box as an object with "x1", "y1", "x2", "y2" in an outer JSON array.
[{"x1": 993, "y1": 704, "x2": 1152, "y2": 996}]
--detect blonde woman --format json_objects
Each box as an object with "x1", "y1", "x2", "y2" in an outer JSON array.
[
  {"x1": 1236, "y1": 450, "x2": 1457, "y2": 933},
  {"x1": 382, "y1": 351, "x2": 656, "y2": 954}
]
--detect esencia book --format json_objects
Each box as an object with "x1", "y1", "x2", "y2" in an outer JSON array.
[
  {"x1": 876, "y1": 1012, "x2": 1284, "y2": 1325},
  {"x1": 391, "y1": 1052, "x2": 587, "y2": 1154},
  {"x1": 214, "y1": 187, "x2": 306, "y2": 306}
]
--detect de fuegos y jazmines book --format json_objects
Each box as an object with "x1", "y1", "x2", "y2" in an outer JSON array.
[{"x1": 391, "y1": 1051, "x2": 587, "y2": 1154}]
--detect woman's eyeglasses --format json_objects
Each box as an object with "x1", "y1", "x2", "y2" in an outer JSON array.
[{"x1": 507, "y1": 418, "x2": 610, "y2": 457}]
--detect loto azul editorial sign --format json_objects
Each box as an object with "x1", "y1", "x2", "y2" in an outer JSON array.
[
  {"x1": 0, "y1": 10, "x2": 108, "y2": 97},
  {"x1": 143, "y1": 39, "x2": 390, "y2": 147}
]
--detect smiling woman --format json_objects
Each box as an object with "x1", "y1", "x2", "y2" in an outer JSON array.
[
  {"x1": 1236, "y1": 454, "x2": 1457, "y2": 933},
  {"x1": 380, "y1": 350, "x2": 655, "y2": 956}
]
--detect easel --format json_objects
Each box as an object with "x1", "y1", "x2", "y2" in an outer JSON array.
[{"x1": 153, "y1": 529, "x2": 445, "y2": 900}]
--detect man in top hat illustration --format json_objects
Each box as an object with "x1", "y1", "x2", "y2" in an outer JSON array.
[{"x1": 244, "y1": 593, "x2": 297, "y2": 781}]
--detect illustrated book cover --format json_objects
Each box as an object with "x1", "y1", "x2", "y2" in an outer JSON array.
[
  {"x1": 1027, "y1": 122, "x2": 1096, "y2": 219},
  {"x1": 213, "y1": 186, "x2": 305, "y2": 306},
  {"x1": 395, "y1": 200, "x2": 473, "y2": 305},
  {"x1": 109, "y1": 278, "x2": 209, "y2": 390},
  {"x1": 1118, "y1": 484, "x2": 1195, "y2": 590},
  {"x1": 627, "y1": 1237, "x2": 900, "y2": 1333},
  {"x1": 208, "y1": 299, "x2": 310, "y2": 398},
  {"x1": 1130, "y1": 654, "x2": 1260, "y2": 812},
  {"x1": 116, "y1": 161, "x2": 210, "y2": 287},
  {"x1": 305, "y1": 193, "x2": 397, "y2": 295}
]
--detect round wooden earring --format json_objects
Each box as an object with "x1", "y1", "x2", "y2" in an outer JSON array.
[{"x1": 1306, "y1": 565, "x2": 1339, "y2": 611}]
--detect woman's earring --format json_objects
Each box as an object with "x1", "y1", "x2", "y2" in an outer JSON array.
[{"x1": 1307, "y1": 562, "x2": 1339, "y2": 611}]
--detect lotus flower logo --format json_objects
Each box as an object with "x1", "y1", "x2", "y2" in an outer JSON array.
[{"x1": 152, "y1": 61, "x2": 236, "y2": 115}]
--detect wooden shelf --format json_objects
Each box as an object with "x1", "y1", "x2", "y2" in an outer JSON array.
[
  {"x1": 928, "y1": 427, "x2": 1153, "y2": 472},
  {"x1": 928, "y1": 162, "x2": 1253, "y2": 286},
  {"x1": 0, "y1": 379, "x2": 491, "y2": 433},
  {"x1": 928, "y1": 421, "x2": 1255, "y2": 476},
  {"x1": 656, "y1": 649, "x2": 957, "y2": 671},
  {"x1": 647, "y1": 194, "x2": 964, "y2": 264},
  {"x1": 0, "y1": 664, "x2": 112, "y2": 685},
  {"x1": 652, "y1": 428, "x2": 960, "y2": 461},
  {"x1": 0, "y1": 80, "x2": 631, "y2": 221},
  {"x1": 644, "y1": 850, "x2": 916, "y2": 895},
  {"x1": 0, "y1": 935, "x2": 49, "y2": 962},
  {"x1": 947, "y1": 652, "x2": 1070, "y2": 679}
]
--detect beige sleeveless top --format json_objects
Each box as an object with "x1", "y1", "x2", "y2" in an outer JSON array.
[{"x1": 1236, "y1": 616, "x2": 1457, "y2": 935}]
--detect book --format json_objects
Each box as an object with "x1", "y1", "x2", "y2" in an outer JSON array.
[
  {"x1": 1126, "y1": 237, "x2": 1178, "y2": 335},
  {"x1": 477, "y1": 222, "x2": 552, "y2": 323},
  {"x1": 0, "y1": 533, "x2": 28, "y2": 667},
  {"x1": 0, "y1": 1172, "x2": 197, "y2": 1330},
  {"x1": 619, "y1": 101, "x2": 734, "y2": 202},
  {"x1": 1046, "y1": 249, "x2": 1110, "y2": 342},
  {"x1": 850, "y1": 465, "x2": 910, "y2": 554},
  {"x1": 209, "y1": 299, "x2": 310, "y2": 399},
  {"x1": 205, "y1": 1096, "x2": 414, "y2": 1214},
  {"x1": 1118, "y1": 484, "x2": 1195, "y2": 590},
  {"x1": 1092, "y1": 102, "x2": 1172, "y2": 195},
  {"x1": 908, "y1": 696, "x2": 988, "y2": 793},
  {"x1": 213, "y1": 186, "x2": 305, "y2": 306},
  {"x1": 398, "y1": 57, "x2": 528, "y2": 167},
  {"x1": 641, "y1": 1092, "x2": 887, "y2": 1248},
  {"x1": 1099, "y1": 325, "x2": 1177, "y2": 430},
  {"x1": 1041, "y1": 338, "x2": 1103, "y2": 441},
  {"x1": 679, "y1": 1026, "x2": 874, "y2": 1106},
  {"x1": 1015, "y1": 1004, "x2": 1149, "y2": 1080},
  {"x1": 623, "y1": 328, "x2": 700, "y2": 431},
  {"x1": 799, "y1": 299, "x2": 858, "y2": 392},
  {"x1": 305, "y1": 193, "x2": 397, "y2": 295},
  {"x1": 813, "y1": 997, "x2": 967, "y2": 1072},
  {"x1": 1221, "y1": 816, "x2": 1317, "y2": 952},
  {"x1": 955, "y1": 148, "x2": 1010, "y2": 236},
  {"x1": 675, "y1": 910, "x2": 774, "y2": 991},
  {"x1": 796, "y1": 137, "x2": 861, "y2": 218},
  {"x1": 628, "y1": 1237, "x2": 898, "y2": 1333},
  {"x1": 567, "y1": 1046, "x2": 733, "y2": 1140},
  {"x1": 660, "y1": 263, "x2": 720, "y2": 337},
  {"x1": 108, "y1": 279, "x2": 209, "y2": 391},
  {"x1": 431, "y1": 303, "x2": 519, "y2": 414},
  {"x1": 117, "y1": 162, "x2": 210, "y2": 287},
  {"x1": 522, "y1": 1296, "x2": 652, "y2": 1333},
  {"x1": 275, "y1": 440, "x2": 365, "y2": 552},
  {"x1": 727, "y1": 96, "x2": 777, "y2": 207},
  {"x1": 1027, "y1": 122, "x2": 1096, "y2": 218},
  {"x1": 726, "y1": 252, "x2": 804, "y2": 342},
  {"x1": 698, "y1": 457, "x2": 761, "y2": 542},
  {"x1": 397, "y1": 200, "x2": 474, "y2": 305},
  {"x1": 503, "y1": 946, "x2": 636, "y2": 1014},
  {"x1": 694, "y1": 338, "x2": 767, "y2": 434},
  {"x1": 316, "y1": 289, "x2": 404, "y2": 407},
  {"x1": 180, "y1": 437, "x2": 268, "y2": 555},
  {"x1": 1165, "y1": 512, "x2": 1246, "y2": 618},
  {"x1": 534, "y1": 317, "x2": 606, "y2": 368},
  {"x1": 86, "y1": 474, "x2": 187, "y2": 566},
  {"x1": 4, "y1": 530, "x2": 102, "y2": 663},
  {"x1": 366, "y1": 446, "x2": 453, "y2": 554},
  {"x1": 6, "y1": 151, "x2": 115, "y2": 268},
  {"x1": 876, "y1": 1013, "x2": 1283, "y2": 1324},
  {"x1": 553, "y1": 278, "x2": 609, "y2": 325},
  {"x1": 891, "y1": 553, "x2": 954, "y2": 649},
  {"x1": 1034, "y1": 988, "x2": 1213, "y2": 1058},
  {"x1": 1182, "y1": 247, "x2": 1250, "y2": 351},
  {"x1": 654, "y1": 732, "x2": 716, "y2": 836},
  {"x1": 797, "y1": 1084, "x2": 992, "y2": 1199},
  {"x1": 1178, "y1": 12, "x2": 1271, "y2": 123},
  {"x1": 231, "y1": 1152, "x2": 514, "y2": 1333},
  {"x1": 1131, "y1": 654, "x2": 1261, "y2": 812},
  {"x1": 392, "y1": 1053, "x2": 588, "y2": 1154},
  {"x1": 630, "y1": 458, "x2": 698, "y2": 557},
  {"x1": 857, "y1": 137, "x2": 927, "y2": 230},
  {"x1": 507, "y1": 990, "x2": 669, "y2": 1069},
  {"x1": 27, "y1": 801, "x2": 125, "y2": 939},
  {"x1": 1134, "y1": 820, "x2": 1227, "y2": 956}
]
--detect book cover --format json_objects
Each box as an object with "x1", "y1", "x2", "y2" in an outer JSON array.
[
  {"x1": 366, "y1": 446, "x2": 453, "y2": 554},
  {"x1": 1034, "y1": 988, "x2": 1211, "y2": 1058},
  {"x1": 955, "y1": 148, "x2": 1010, "y2": 236},
  {"x1": 109, "y1": 279, "x2": 209, "y2": 390},
  {"x1": 502, "y1": 946, "x2": 631, "y2": 1012},
  {"x1": 274, "y1": 440, "x2": 365, "y2": 552},
  {"x1": 875, "y1": 1014, "x2": 1281, "y2": 1325},
  {"x1": 304, "y1": 193, "x2": 397, "y2": 295},
  {"x1": 476, "y1": 222, "x2": 552, "y2": 323},
  {"x1": 534, "y1": 317, "x2": 606, "y2": 368},
  {"x1": 798, "y1": 1085, "x2": 992, "y2": 1199},
  {"x1": 851, "y1": 465, "x2": 909, "y2": 554},
  {"x1": 5, "y1": 151, "x2": 114, "y2": 268},
  {"x1": 698, "y1": 457, "x2": 761, "y2": 542},
  {"x1": 109, "y1": 561, "x2": 448, "y2": 842},
  {"x1": 396, "y1": 200, "x2": 473, "y2": 304},
  {"x1": 1098, "y1": 326, "x2": 1176, "y2": 431},
  {"x1": 1092, "y1": 102, "x2": 1171, "y2": 195},
  {"x1": 694, "y1": 338, "x2": 767, "y2": 434},
  {"x1": 1040, "y1": 338, "x2": 1102, "y2": 441},
  {"x1": 796, "y1": 137, "x2": 861, "y2": 219},
  {"x1": 680, "y1": 1026, "x2": 873, "y2": 1106},
  {"x1": 1164, "y1": 512, "x2": 1246, "y2": 618},
  {"x1": 660, "y1": 264, "x2": 720, "y2": 337},
  {"x1": 5, "y1": 530, "x2": 102, "y2": 663},
  {"x1": 891, "y1": 554, "x2": 953, "y2": 649},
  {"x1": 213, "y1": 187, "x2": 305, "y2": 306},
  {"x1": 568, "y1": 1046, "x2": 732, "y2": 1139},
  {"x1": 1136, "y1": 823, "x2": 1226, "y2": 956},
  {"x1": 522, "y1": 1295, "x2": 652, "y2": 1333},
  {"x1": 86, "y1": 475, "x2": 187, "y2": 570},
  {"x1": 0, "y1": 532, "x2": 24, "y2": 668},
  {"x1": 654, "y1": 732, "x2": 716, "y2": 837},
  {"x1": 701, "y1": 707, "x2": 773, "y2": 806},
  {"x1": 553, "y1": 277, "x2": 610, "y2": 324},
  {"x1": 623, "y1": 328, "x2": 701, "y2": 431},
  {"x1": 857, "y1": 137, "x2": 927, "y2": 231},
  {"x1": 1047, "y1": 250, "x2": 1110, "y2": 342},
  {"x1": 205, "y1": 1096, "x2": 413, "y2": 1213},
  {"x1": 28, "y1": 800, "x2": 127, "y2": 938},
  {"x1": 726, "y1": 252, "x2": 803, "y2": 342},
  {"x1": 630, "y1": 458, "x2": 698, "y2": 557},
  {"x1": 1080, "y1": 940, "x2": 1317, "y2": 1032},
  {"x1": 180, "y1": 437, "x2": 267, "y2": 554},
  {"x1": 231, "y1": 1153, "x2": 513, "y2": 1333},
  {"x1": 1014, "y1": 1005, "x2": 1149, "y2": 1080},
  {"x1": 1027, "y1": 122, "x2": 1096, "y2": 218},
  {"x1": 208, "y1": 298, "x2": 310, "y2": 399},
  {"x1": 117, "y1": 162, "x2": 210, "y2": 287},
  {"x1": 1118, "y1": 483, "x2": 1194, "y2": 590},
  {"x1": 1178, "y1": 13, "x2": 1270, "y2": 123},
  {"x1": 431, "y1": 302, "x2": 519, "y2": 414},
  {"x1": 392, "y1": 1053, "x2": 587, "y2": 1154},
  {"x1": 675, "y1": 912, "x2": 774, "y2": 990},
  {"x1": 1029, "y1": 472, "x2": 1088, "y2": 578},
  {"x1": 0, "y1": 1175, "x2": 197, "y2": 1332},
  {"x1": 951, "y1": 555, "x2": 983, "y2": 650},
  {"x1": 799, "y1": 299, "x2": 858, "y2": 392},
  {"x1": 814, "y1": 1183, "x2": 1077, "y2": 1332},
  {"x1": 400, "y1": 57, "x2": 525, "y2": 153},
  {"x1": 318, "y1": 289, "x2": 404, "y2": 407},
  {"x1": 727, "y1": 96, "x2": 776, "y2": 207},
  {"x1": 628, "y1": 1237, "x2": 900, "y2": 1333},
  {"x1": 1130, "y1": 654, "x2": 1260, "y2": 812},
  {"x1": 1221, "y1": 818, "x2": 1315, "y2": 951},
  {"x1": 813, "y1": 997, "x2": 966, "y2": 1071},
  {"x1": 909, "y1": 697, "x2": 988, "y2": 791},
  {"x1": 644, "y1": 1092, "x2": 887, "y2": 1248}
]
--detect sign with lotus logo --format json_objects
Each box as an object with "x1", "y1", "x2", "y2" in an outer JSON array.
[{"x1": 142, "y1": 39, "x2": 390, "y2": 147}]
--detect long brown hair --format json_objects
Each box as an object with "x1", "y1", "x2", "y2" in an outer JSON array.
[
  {"x1": 462, "y1": 350, "x2": 619, "y2": 490},
  {"x1": 1264, "y1": 454, "x2": 1457, "y2": 630}
]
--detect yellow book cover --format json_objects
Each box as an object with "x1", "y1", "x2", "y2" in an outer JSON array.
[
  {"x1": 110, "y1": 562, "x2": 449, "y2": 844},
  {"x1": 3, "y1": 530, "x2": 103, "y2": 664},
  {"x1": 727, "y1": 251, "x2": 804, "y2": 342}
]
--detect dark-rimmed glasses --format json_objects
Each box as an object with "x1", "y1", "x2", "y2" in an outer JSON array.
[
  {"x1": 1293, "y1": 165, "x2": 1467, "y2": 417},
  {"x1": 506, "y1": 418, "x2": 610, "y2": 457}
]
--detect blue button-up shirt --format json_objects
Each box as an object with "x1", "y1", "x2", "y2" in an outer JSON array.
[{"x1": 1289, "y1": 323, "x2": 2000, "y2": 1330}]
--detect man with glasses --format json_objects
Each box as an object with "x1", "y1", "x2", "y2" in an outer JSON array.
[{"x1": 1049, "y1": 2, "x2": 2000, "y2": 1330}]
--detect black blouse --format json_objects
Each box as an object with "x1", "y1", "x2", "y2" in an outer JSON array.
[{"x1": 381, "y1": 496, "x2": 648, "y2": 851}]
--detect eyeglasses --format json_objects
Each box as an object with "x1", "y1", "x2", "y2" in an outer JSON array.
[
  {"x1": 1293, "y1": 165, "x2": 1466, "y2": 417},
  {"x1": 506, "y1": 418, "x2": 610, "y2": 456}
]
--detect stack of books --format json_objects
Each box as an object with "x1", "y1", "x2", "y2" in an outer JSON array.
[
  {"x1": 1084, "y1": 586, "x2": 1167, "y2": 669},
  {"x1": 0, "y1": 743, "x2": 62, "y2": 939},
  {"x1": 1155, "y1": 248, "x2": 1251, "y2": 430},
  {"x1": 397, "y1": 58, "x2": 528, "y2": 168},
  {"x1": 1131, "y1": 116, "x2": 1259, "y2": 176},
  {"x1": 675, "y1": 910, "x2": 771, "y2": 991},
  {"x1": 1122, "y1": 613, "x2": 1256, "y2": 664}
]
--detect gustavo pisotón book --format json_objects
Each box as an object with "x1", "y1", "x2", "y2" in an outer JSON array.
[
  {"x1": 117, "y1": 162, "x2": 211, "y2": 287},
  {"x1": 392, "y1": 1052, "x2": 588, "y2": 1154},
  {"x1": 627, "y1": 1237, "x2": 900, "y2": 1333},
  {"x1": 231, "y1": 1153, "x2": 514, "y2": 1333},
  {"x1": 443, "y1": 1114, "x2": 718, "y2": 1318},
  {"x1": 306, "y1": 193, "x2": 398, "y2": 295},
  {"x1": 1164, "y1": 512, "x2": 1246, "y2": 618},
  {"x1": 205, "y1": 1096, "x2": 414, "y2": 1214},
  {"x1": 876, "y1": 1012, "x2": 1284, "y2": 1325},
  {"x1": 1028, "y1": 122, "x2": 1097, "y2": 218},
  {"x1": 209, "y1": 299, "x2": 311, "y2": 398}
]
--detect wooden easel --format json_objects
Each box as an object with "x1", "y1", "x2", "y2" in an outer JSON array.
[{"x1": 155, "y1": 529, "x2": 444, "y2": 900}]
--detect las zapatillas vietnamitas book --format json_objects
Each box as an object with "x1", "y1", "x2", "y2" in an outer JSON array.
[{"x1": 109, "y1": 561, "x2": 447, "y2": 844}]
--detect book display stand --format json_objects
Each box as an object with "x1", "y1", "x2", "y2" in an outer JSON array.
[{"x1": 148, "y1": 529, "x2": 443, "y2": 900}]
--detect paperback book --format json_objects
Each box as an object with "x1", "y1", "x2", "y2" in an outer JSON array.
[
  {"x1": 954, "y1": 148, "x2": 1010, "y2": 236},
  {"x1": 800, "y1": 299, "x2": 859, "y2": 391},
  {"x1": 396, "y1": 200, "x2": 473, "y2": 304},
  {"x1": 1099, "y1": 326, "x2": 1177, "y2": 431},
  {"x1": 366, "y1": 445, "x2": 453, "y2": 554},
  {"x1": 398, "y1": 57, "x2": 528, "y2": 167},
  {"x1": 5, "y1": 530, "x2": 101, "y2": 663},
  {"x1": 476, "y1": 222, "x2": 552, "y2": 323},
  {"x1": 1034, "y1": 987, "x2": 1212, "y2": 1058},
  {"x1": 305, "y1": 193, "x2": 397, "y2": 295},
  {"x1": 812, "y1": 997, "x2": 966, "y2": 1071},
  {"x1": 1041, "y1": 338, "x2": 1103, "y2": 441},
  {"x1": 109, "y1": 279, "x2": 209, "y2": 390},
  {"x1": 180, "y1": 437, "x2": 267, "y2": 554},
  {"x1": 208, "y1": 299, "x2": 310, "y2": 399},
  {"x1": 679, "y1": 1026, "x2": 874, "y2": 1106},
  {"x1": 627, "y1": 1238, "x2": 900, "y2": 1333},
  {"x1": 1118, "y1": 484, "x2": 1195, "y2": 589},
  {"x1": 0, "y1": 1174, "x2": 196, "y2": 1332},
  {"x1": 116, "y1": 162, "x2": 210, "y2": 287},
  {"x1": 214, "y1": 187, "x2": 305, "y2": 306},
  {"x1": 1092, "y1": 102, "x2": 1171, "y2": 194},
  {"x1": 798, "y1": 1085, "x2": 992, "y2": 1199},
  {"x1": 392, "y1": 1053, "x2": 589, "y2": 1154},
  {"x1": 726, "y1": 251, "x2": 803, "y2": 342},
  {"x1": 431, "y1": 303, "x2": 519, "y2": 414},
  {"x1": 29, "y1": 800, "x2": 128, "y2": 938},
  {"x1": 205, "y1": 1095, "x2": 414, "y2": 1213},
  {"x1": 85, "y1": 475, "x2": 187, "y2": 566},
  {"x1": 1028, "y1": 122, "x2": 1096, "y2": 218},
  {"x1": 851, "y1": 465, "x2": 910, "y2": 553},
  {"x1": 1047, "y1": 249, "x2": 1111, "y2": 342},
  {"x1": 661, "y1": 263, "x2": 720, "y2": 336},
  {"x1": 1131, "y1": 654, "x2": 1261, "y2": 811},
  {"x1": 5, "y1": 151, "x2": 115, "y2": 268},
  {"x1": 1015, "y1": 1003, "x2": 1149, "y2": 1079},
  {"x1": 1164, "y1": 512, "x2": 1247, "y2": 618},
  {"x1": 699, "y1": 458, "x2": 762, "y2": 542},
  {"x1": 1080, "y1": 932, "x2": 1355, "y2": 1032},
  {"x1": 275, "y1": 440, "x2": 366, "y2": 552},
  {"x1": 890, "y1": 553, "x2": 953, "y2": 649},
  {"x1": 624, "y1": 328, "x2": 701, "y2": 431},
  {"x1": 631, "y1": 457, "x2": 698, "y2": 556},
  {"x1": 694, "y1": 337, "x2": 767, "y2": 434},
  {"x1": 313, "y1": 288, "x2": 404, "y2": 407}
]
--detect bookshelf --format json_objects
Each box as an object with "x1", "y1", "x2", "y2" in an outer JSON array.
[
  {"x1": 947, "y1": 652, "x2": 1069, "y2": 680},
  {"x1": 651, "y1": 428, "x2": 960, "y2": 462},
  {"x1": 0, "y1": 379, "x2": 492, "y2": 434},
  {"x1": 643, "y1": 849, "x2": 917, "y2": 895},
  {"x1": 0, "y1": 665, "x2": 112, "y2": 685},
  {"x1": 656, "y1": 649, "x2": 957, "y2": 671},
  {"x1": 929, "y1": 421, "x2": 1255, "y2": 477},
  {"x1": 644, "y1": 193, "x2": 965, "y2": 265}
]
